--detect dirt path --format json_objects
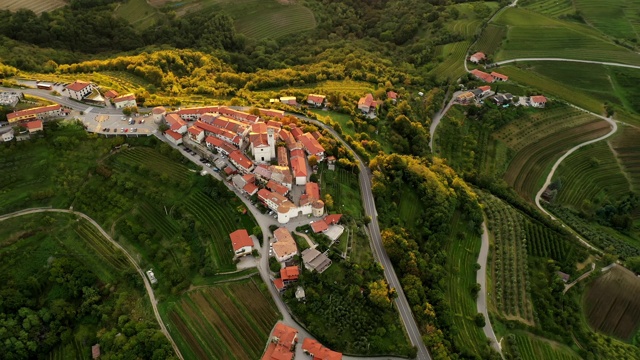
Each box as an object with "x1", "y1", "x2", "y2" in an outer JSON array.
[
  {"x1": 563, "y1": 263, "x2": 596, "y2": 294},
  {"x1": 0, "y1": 208, "x2": 184, "y2": 360},
  {"x1": 294, "y1": 231, "x2": 316, "y2": 249}
]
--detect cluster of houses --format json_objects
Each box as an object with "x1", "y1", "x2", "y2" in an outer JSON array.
[
  {"x1": 470, "y1": 69, "x2": 508, "y2": 83},
  {"x1": 1, "y1": 91, "x2": 62, "y2": 142},
  {"x1": 357, "y1": 91, "x2": 397, "y2": 117},
  {"x1": 159, "y1": 105, "x2": 339, "y2": 224},
  {"x1": 456, "y1": 85, "x2": 548, "y2": 108},
  {"x1": 261, "y1": 321, "x2": 343, "y2": 360},
  {"x1": 65, "y1": 80, "x2": 137, "y2": 109}
]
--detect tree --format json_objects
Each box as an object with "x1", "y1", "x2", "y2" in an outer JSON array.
[
  {"x1": 627, "y1": 256, "x2": 640, "y2": 273},
  {"x1": 324, "y1": 194, "x2": 334, "y2": 209},
  {"x1": 474, "y1": 313, "x2": 486, "y2": 327},
  {"x1": 368, "y1": 279, "x2": 391, "y2": 308},
  {"x1": 308, "y1": 155, "x2": 318, "y2": 167}
]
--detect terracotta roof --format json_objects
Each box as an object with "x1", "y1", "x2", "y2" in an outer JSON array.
[
  {"x1": 165, "y1": 113, "x2": 186, "y2": 130},
  {"x1": 104, "y1": 90, "x2": 119, "y2": 99},
  {"x1": 112, "y1": 93, "x2": 136, "y2": 103},
  {"x1": 92, "y1": 344, "x2": 101, "y2": 359},
  {"x1": 291, "y1": 156, "x2": 307, "y2": 178},
  {"x1": 305, "y1": 182, "x2": 320, "y2": 201},
  {"x1": 358, "y1": 93, "x2": 375, "y2": 107},
  {"x1": 218, "y1": 107, "x2": 259, "y2": 123},
  {"x1": 229, "y1": 150, "x2": 253, "y2": 171},
  {"x1": 312, "y1": 199, "x2": 324, "y2": 209},
  {"x1": 279, "y1": 129, "x2": 292, "y2": 142},
  {"x1": 152, "y1": 106, "x2": 166, "y2": 114},
  {"x1": 260, "y1": 109, "x2": 285, "y2": 119},
  {"x1": 277, "y1": 147, "x2": 289, "y2": 167},
  {"x1": 290, "y1": 127, "x2": 304, "y2": 141},
  {"x1": 326, "y1": 156, "x2": 336, "y2": 161},
  {"x1": 251, "y1": 133, "x2": 269, "y2": 147},
  {"x1": 273, "y1": 278, "x2": 285, "y2": 291},
  {"x1": 478, "y1": 85, "x2": 491, "y2": 92},
  {"x1": 470, "y1": 52, "x2": 486, "y2": 60},
  {"x1": 280, "y1": 266, "x2": 300, "y2": 281},
  {"x1": 299, "y1": 133, "x2": 324, "y2": 155},
  {"x1": 311, "y1": 221, "x2": 329, "y2": 233},
  {"x1": 387, "y1": 91, "x2": 398, "y2": 99},
  {"x1": 242, "y1": 174, "x2": 255, "y2": 183},
  {"x1": 224, "y1": 166, "x2": 235, "y2": 175},
  {"x1": 165, "y1": 130, "x2": 182, "y2": 141},
  {"x1": 530, "y1": 95, "x2": 547, "y2": 103},
  {"x1": 25, "y1": 120, "x2": 43, "y2": 130},
  {"x1": 290, "y1": 148, "x2": 305, "y2": 159},
  {"x1": 263, "y1": 323, "x2": 298, "y2": 360},
  {"x1": 491, "y1": 72, "x2": 509, "y2": 81},
  {"x1": 177, "y1": 106, "x2": 220, "y2": 116},
  {"x1": 471, "y1": 69, "x2": 494, "y2": 83},
  {"x1": 307, "y1": 94, "x2": 326, "y2": 104},
  {"x1": 324, "y1": 214, "x2": 342, "y2": 225},
  {"x1": 272, "y1": 227, "x2": 298, "y2": 259},
  {"x1": 188, "y1": 126, "x2": 203, "y2": 136},
  {"x1": 312, "y1": 131, "x2": 322, "y2": 140},
  {"x1": 302, "y1": 338, "x2": 342, "y2": 360},
  {"x1": 7, "y1": 104, "x2": 61, "y2": 121},
  {"x1": 267, "y1": 120, "x2": 282, "y2": 128},
  {"x1": 243, "y1": 182, "x2": 258, "y2": 195},
  {"x1": 230, "y1": 229, "x2": 253, "y2": 252},
  {"x1": 267, "y1": 180, "x2": 289, "y2": 196},
  {"x1": 66, "y1": 80, "x2": 91, "y2": 92},
  {"x1": 252, "y1": 122, "x2": 268, "y2": 133}
]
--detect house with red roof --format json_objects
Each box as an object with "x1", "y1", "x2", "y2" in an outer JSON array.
[
  {"x1": 305, "y1": 182, "x2": 320, "y2": 201},
  {"x1": 299, "y1": 133, "x2": 325, "y2": 159},
  {"x1": 477, "y1": 85, "x2": 491, "y2": 96},
  {"x1": 218, "y1": 107, "x2": 260, "y2": 123},
  {"x1": 65, "y1": 80, "x2": 93, "y2": 100},
  {"x1": 491, "y1": 72, "x2": 509, "y2": 82},
  {"x1": 302, "y1": 338, "x2": 343, "y2": 360},
  {"x1": 164, "y1": 130, "x2": 183, "y2": 145},
  {"x1": 358, "y1": 93, "x2": 378, "y2": 114},
  {"x1": 291, "y1": 156, "x2": 308, "y2": 185},
  {"x1": 187, "y1": 126, "x2": 205, "y2": 144},
  {"x1": 469, "y1": 52, "x2": 486, "y2": 64},
  {"x1": 470, "y1": 69, "x2": 495, "y2": 83},
  {"x1": 307, "y1": 94, "x2": 326, "y2": 107},
  {"x1": 7, "y1": 104, "x2": 62, "y2": 123},
  {"x1": 229, "y1": 229, "x2": 254, "y2": 256},
  {"x1": 262, "y1": 323, "x2": 298, "y2": 360},
  {"x1": 530, "y1": 95, "x2": 548, "y2": 108},
  {"x1": 290, "y1": 127, "x2": 304, "y2": 141},
  {"x1": 165, "y1": 113, "x2": 188, "y2": 134},
  {"x1": 259, "y1": 108, "x2": 285, "y2": 119},
  {"x1": 310, "y1": 220, "x2": 329, "y2": 233},
  {"x1": 104, "y1": 90, "x2": 119, "y2": 99},
  {"x1": 25, "y1": 120, "x2": 43, "y2": 133},
  {"x1": 243, "y1": 182, "x2": 259, "y2": 196},
  {"x1": 177, "y1": 106, "x2": 220, "y2": 121},
  {"x1": 229, "y1": 150, "x2": 255, "y2": 173},
  {"x1": 280, "y1": 266, "x2": 300, "y2": 284},
  {"x1": 112, "y1": 93, "x2": 136, "y2": 109},
  {"x1": 277, "y1": 146, "x2": 289, "y2": 167},
  {"x1": 267, "y1": 180, "x2": 290, "y2": 197},
  {"x1": 387, "y1": 91, "x2": 398, "y2": 103}
]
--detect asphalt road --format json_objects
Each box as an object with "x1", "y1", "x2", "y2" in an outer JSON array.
[
  {"x1": 493, "y1": 57, "x2": 640, "y2": 70},
  {"x1": 0, "y1": 208, "x2": 184, "y2": 360},
  {"x1": 477, "y1": 223, "x2": 502, "y2": 355}
]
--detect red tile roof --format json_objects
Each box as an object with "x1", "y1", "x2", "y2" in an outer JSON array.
[
  {"x1": 25, "y1": 120, "x2": 43, "y2": 130},
  {"x1": 218, "y1": 107, "x2": 260, "y2": 123},
  {"x1": 470, "y1": 52, "x2": 486, "y2": 61},
  {"x1": 242, "y1": 174, "x2": 255, "y2": 183},
  {"x1": 196, "y1": 121, "x2": 221, "y2": 134},
  {"x1": 7, "y1": 104, "x2": 61, "y2": 121},
  {"x1": 290, "y1": 148, "x2": 305, "y2": 159},
  {"x1": 311, "y1": 221, "x2": 329, "y2": 233},
  {"x1": 188, "y1": 126, "x2": 203, "y2": 136},
  {"x1": 260, "y1": 108, "x2": 285, "y2": 119},
  {"x1": 165, "y1": 113, "x2": 186, "y2": 131},
  {"x1": 302, "y1": 338, "x2": 342, "y2": 360},
  {"x1": 273, "y1": 278, "x2": 285, "y2": 291},
  {"x1": 165, "y1": 130, "x2": 182, "y2": 141},
  {"x1": 262, "y1": 323, "x2": 298, "y2": 360},
  {"x1": 291, "y1": 156, "x2": 307, "y2": 178},
  {"x1": 66, "y1": 80, "x2": 91, "y2": 92},
  {"x1": 229, "y1": 229, "x2": 253, "y2": 252},
  {"x1": 243, "y1": 182, "x2": 258, "y2": 195},
  {"x1": 300, "y1": 133, "x2": 324, "y2": 156},
  {"x1": 279, "y1": 129, "x2": 292, "y2": 142},
  {"x1": 104, "y1": 90, "x2": 119, "y2": 99},
  {"x1": 358, "y1": 93, "x2": 375, "y2": 107},
  {"x1": 277, "y1": 147, "x2": 289, "y2": 167},
  {"x1": 478, "y1": 85, "x2": 491, "y2": 92},
  {"x1": 152, "y1": 106, "x2": 166, "y2": 114},
  {"x1": 470, "y1": 69, "x2": 494, "y2": 83},
  {"x1": 229, "y1": 150, "x2": 253, "y2": 171},
  {"x1": 290, "y1": 127, "x2": 304, "y2": 141},
  {"x1": 177, "y1": 106, "x2": 220, "y2": 116},
  {"x1": 491, "y1": 72, "x2": 508, "y2": 81},
  {"x1": 307, "y1": 94, "x2": 326, "y2": 104},
  {"x1": 530, "y1": 95, "x2": 547, "y2": 103},
  {"x1": 305, "y1": 182, "x2": 320, "y2": 201},
  {"x1": 224, "y1": 166, "x2": 235, "y2": 175},
  {"x1": 267, "y1": 180, "x2": 289, "y2": 196},
  {"x1": 112, "y1": 93, "x2": 136, "y2": 103},
  {"x1": 324, "y1": 214, "x2": 342, "y2": 225},
  {"x1": 387, "y1": 91, "x2": 398, "y2": 100},
  {"x1": 280, "y1": 266, "x2": 300, "y2": 281}
]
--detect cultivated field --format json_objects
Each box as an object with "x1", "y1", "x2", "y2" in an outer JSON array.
[
  {"x1": 573, "y1": 0, "x2": 640, "y2": 42},
  {"x1": 0, "y1": 0, "x2": 65, "y2": 14},
  {"x1": 523, "y1": 220, "x2": 576, "y2": 263},
  {"x1": 429, "y1": 41, "x2": 470, "y2": 82},
  {"x1": 493, "y1": 8, "x2": 640, "y2": 65},
  {"x1": 553, "y1": 142, "x2": 631, "y2": 210},
  {"x1": 585, "y1": 266, "x2": 640, "y2": 340},
  {"x1": 114, "y1": 147, "x2": 193, "y2": 183},
  {"x1": 496, "y1": 107, "x2": 611, "y2": 200},
  {"x1": 398, "y1": 189, "x2": 421, "y2": 231},
  {"x1": 482, "y1": 193, "x2": 535, "y2": 324},
  {"x1": 115, "y1": 0, "x2": 160, "y2": 30},
  {"x1": 511, "y1": 332, "x2": 581, "y2": 360},
  {"x1": 319, "y1": 166, "x2": 364, "y2": 219},
  {"x1": 235, "y1": 4, "x2": 316, "y2": 40},
  {"x1": 444, "y1": 213, "x2": 488, "y2": 355},
  {"x1": 474, "y1": 24, "x2": 507, "y2": 56},
  {"x1": 611, "y1": 126, "x2": 640, "y2": 192},
  {"x1": 522, "y1": 0, "x2": 574, "y2": 17},
  {"x1": 165, "y1": 277, "x2": 280, "y2": 360}
]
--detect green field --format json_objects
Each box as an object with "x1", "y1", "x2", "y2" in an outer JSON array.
[
  {"x1": 495, "y1": 106, "x2": 611, "y2": 200},
  {"x1": 474, "y1": 24, "x2": 507, "y2": 56},
  {"x1": 115, "y1": 0, "x2": 161, "y2": 30},
  {"x1": 574, "y1": 0, "x2": 640, "y2": 42},
  {"x1": 492, "y1": 8, "x2": 640, "y2": 65},
  {"x1": 429, "y1": 41, "x2": 470, "y2": 81},
  {"x1": 444, "y1": 213, "x2": 489, "y2": 355},
  {"x1": 522, "y1": 0, "x2": 574, "y2": 17},
  {"x1": 553, "y1": 142, "x2": 631, "y2": 211},
  {"x1": 163, "y1": 277, "x2": 280, "y2": 360},
  {"x1": 611, "y1": 125, "x2": 640, "y2": 191},
  {"x1": 319, "y1": 165, "x2": 364, "y2": 220},
  {"x1": 0, "y1": 0, "x2": 65, "y2": 14},
  {"x1": 510, "y1": 332, "x2": 582, "y2": 360}
]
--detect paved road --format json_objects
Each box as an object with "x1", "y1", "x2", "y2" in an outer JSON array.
[
  {"x1": 0, "y1": 208, "x2": 184, "y2": 360},
  {"x1": 534, "y1": 106, "x2": 616, "y2": 253},
  {"x1": 477, "y1": 222, "x2": 502, "y2": 356},
  {"x1": 563, "y1": 263, "x2": 596, "y2": 294},
  {"x1": 429, "y1": 95, "x2": 457, "y2": 151},
  {"x1": 493, "y1": 58, "x2": 640, "y2": 70}
]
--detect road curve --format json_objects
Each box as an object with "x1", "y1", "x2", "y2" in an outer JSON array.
[
  {"x1": 0, "y1": 208, "x2": 184, "y2": 360},
  {"x1": 534, "y1": 106, "x2": 616, "y2": 253},
  {"x1": 477, "y1": 222, "x2": 502, "y2": 356},
  {"x1": 493, "y1": 58, "x2": 640, "y2": 70}
]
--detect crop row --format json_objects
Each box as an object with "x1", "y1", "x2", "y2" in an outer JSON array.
[
  {"x1": 236, "y1": 6, "x2": 316, "y2": 40},
  {"x1": 140, "y1": 202, "x2": 179, "y2": 238},
  {"x1": 523, "y1": 0, "x2": 574, "y2": 17},
  {"x1": 475, "y1": 24, "x2": 507, "y2": 55},
  {"x1": 510, "y1": 332, "x2": 581, "y2": 360},
  {"x1": 430, "y1": 41, "x2": 470, "y2": 82}
]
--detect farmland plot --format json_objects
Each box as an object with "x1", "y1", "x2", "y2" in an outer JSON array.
[
  {"x1": 610, "y1": 126, "x2": 640, "y2": 191},
  {"x1": 0, "y1": 0, "x2": 65, "y2": 14},
  {"x1": 510, "y1": 332, "x2": 581, "y2": 360}
]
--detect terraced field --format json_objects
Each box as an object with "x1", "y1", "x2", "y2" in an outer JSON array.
[
  {"x1": 511, "y1": 332, "x2": 581, "y2": 360},
  {"x1": 553, "y1": 142, "x2": 631, "y2": 210},
  {"x1": 235, "y1": 5, "x2": 316, "y2": 40},
  {"x1": 493, "y1": 8, "x2": 640, "y2": 66},
  {"x1": 610, "y1": 126, "x2": 640, "y2": 191},
  {"x1": 0, "y1": 0, "x2": 65, "y2": 14},
  {"x1": 430, "y1": 41, "x2": 471, "y2": 81},
  {"x1": 165, "y1": 277, "x2": 280, "y2": 360},
  {"x1": 496, "y1": 107, "x2": 612, "y2": 200},
  {"x1": 574, "y1": 0, "x2": 640, "y2": 41},
  {"x1": 522, "y1": 0, "x2": 574, "y2": 17},
  {"x1": 474, "y1": 24, "x2": 507, "y2": 56}
]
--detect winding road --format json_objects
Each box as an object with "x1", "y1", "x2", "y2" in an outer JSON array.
[
  {"x1": 477, "y1": 222, "x2": 502, "y2": 355},
  {"x1": 0, "y1": 208, "x2": 185, "y2": 360},
  {"x1": 493, "y1": 58, "x2": 640, "y2": 70}
]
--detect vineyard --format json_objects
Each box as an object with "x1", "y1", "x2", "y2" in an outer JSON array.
[
  {"x1": 610, "y1": 125, "x2": 640, "y2": 191},
  {"x1": 165, "y1": 277, "x2": 280, "y2": 360},
  {"x1": 444, "y1": 214, "x2": 488, "y2": 355},
  {"x1": 70, "y1": 219, "x2": 130, "y2": 281},
  {"x1": 115, "y1": 0, "x2": 160, "y2": 30},
  {"x1": 474, "y1": 24, "x2": 507, "y2": 56},
  {"x1": 574, "y1": 0, "x2": 640, "y2": 41},
  {"x1": 584, "y1": 266, "x2": 640, "y2": 340},
  {"x1": 507, "y1": 332, "x2": 581, "y2": 360},
  {"x1": 522, "y1": 0, "x2": 574, "y2": 17},
  {"x1": 497, "y1": 107, "x2": 612, "y2": 200},
  {"x1": 0, "y1": 0, "x2": 65, "y2": 14},
  {"x1": 235, "y1": 5, "x2": 316, "y2": 40},
  {"x1": 319, "y1": 166, "x2": 364, "y2": 219},
  {"x1": 181, "y1": 191, "x2": 245, "y2": 273},
  {"x1": 553, "y1": 142, "x2": 631, "y2": 210},
  {"x1": 493, "y1": 8, "x2": 640, "y2": 66},
  {"x1": 429, "y1": 41, "x2": 470, "y2": 82},
  {"x1": 114, "y1": 147, "x2": 193, "y2": 183},
  {"x1": 481, "y1": 193, "x2": 535, "y2": 324},
  {"x1": 523, "y1": 221, "x2": 575, "y2": 263}
]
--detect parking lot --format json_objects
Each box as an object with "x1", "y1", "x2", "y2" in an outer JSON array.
[{"x1": 82, "y1": 113, "x2": 157, "y2": 136}]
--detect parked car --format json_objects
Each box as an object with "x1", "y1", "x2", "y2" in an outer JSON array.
[
  {"x1": 114, "y1": 128, "x2": 118, "y2": 133},
  {"x1": 124, "y1": 128, "x2": 129, "y2": 133}
]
